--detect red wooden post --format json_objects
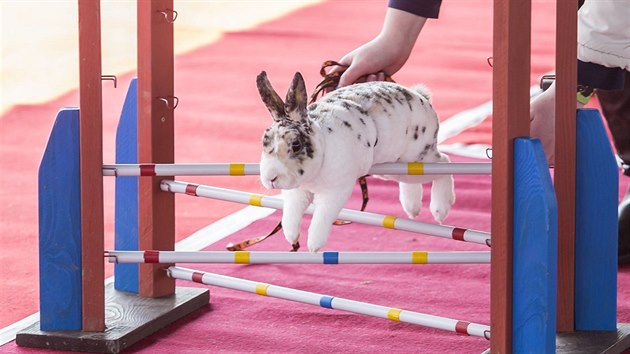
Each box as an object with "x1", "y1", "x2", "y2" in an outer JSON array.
[
  {"x1": 78, "y1": 0, "x2": 105, "y2": 331},
  {"x1": 555, "y1": 0, "x2": 578, "y2": 333},
  {"x1": 137, "y1": 0, "x2": 176, "y2": 298},
  {"x1": 491, "y1": 0, "x2": 531, "y2": 352}
]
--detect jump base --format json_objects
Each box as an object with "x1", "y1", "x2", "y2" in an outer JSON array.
[
  {"x1": 16, "y1": 283, "x2": 209, "y2": 353},
  {"x1": 556, "y1": 323, "x2": 630, "y2": 354}
]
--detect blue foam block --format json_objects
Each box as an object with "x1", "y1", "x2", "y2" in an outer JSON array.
[
  {"x1": 114, "y1": 79, "x2": 139, "y2": 293},
  {"x1": 575, "y1": 108, "x2": 618, "y2": 331},
  {"x1": 512, "y1": 137, "x2": 558, "y2": 353},
  {"x1": 38, "y1": 108, "x2": 82, "y2": 330}
]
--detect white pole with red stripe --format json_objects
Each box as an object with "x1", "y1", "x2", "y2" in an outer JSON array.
[
  {"x1": 105, "y1": 250, "x2": 491, "y2": 264},
  {"x1": 160, "y1": 180, "x2": 491, "y2": 246},
  {"x1": 167, "y1": 266, "x2": 491, "y2": 339},
  {"x1": 102, "y1": 162, "x2": 491, "y2": 176}
]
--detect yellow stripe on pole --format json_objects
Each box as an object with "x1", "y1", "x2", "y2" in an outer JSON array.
[
  {"x1": 249, "y1": 194, "x2": 264, "y2": 206},
  {"x1": 412, "y1": 251, "x2": 428, "y2": 264},
  {"x1": 234, "y1": 251, "x2": 250, "y2": 264},
  {"x1": 382, "y1": 215, "x2": 397, "y2": 229},
  {"x1": 408, "y1": 162, "x2": 424, "y2": 175},
  {"x1": 255, "y1": 283, "x2": 270, "y2": 296},
  {"x1": 229, "y1": 163, "x2": 245, "y2": 175},
  {"x1": 387, "y1": 308, "x2": 402, "y2": 322}
]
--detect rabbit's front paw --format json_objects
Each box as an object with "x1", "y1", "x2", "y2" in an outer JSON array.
[
  {"x1": 283, "y1": 228, "x2": 300, "y2": 246},
  {"x1": 307, "y1": 234, "x2": 327, "y2": 253}
]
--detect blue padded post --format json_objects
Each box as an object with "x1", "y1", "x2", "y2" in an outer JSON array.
[
  {"x1": 38, "y1": 108, "x2": 82, "y2": 330},
  {"x1": 114, "y1": 78, "x2": 139, "y2": 293},
  {"x1": 512, "y1": 137, "x2": 558, "y2": 353},
  {"x1": 575, "y1": 108, "x2": 618, "y2": 331}
]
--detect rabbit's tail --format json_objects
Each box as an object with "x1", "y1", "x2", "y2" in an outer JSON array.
[{"x1": 411, "y1": 84, "x2": 432, "y2": 103}]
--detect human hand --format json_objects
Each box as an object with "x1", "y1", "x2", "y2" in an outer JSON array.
[
  {"x1": 334, "y1": 36, "x2": 409, "y2": 87},
  {"x1": 529, "y1": 81, "x2": 585, "y2": 165},
  {"x1": 331, "y1": 8, "x2": 427, "y2": 87},
  {"x1": 530, "y1": 82, "x2": 557, "y2": 164}
]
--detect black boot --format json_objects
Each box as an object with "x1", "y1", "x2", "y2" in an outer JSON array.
[
  {"x1": 619, "y1": 187, "x2": 630, "y2": 265},
  {"x1": 596, "y1": 72, "x2": 630, "y2": 265}
]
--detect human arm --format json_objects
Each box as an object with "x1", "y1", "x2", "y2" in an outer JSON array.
[
  {"x1": 529, "y1": 0, "x2": 630, "y2": 164},
  {"x1": 335, "y1": 0, "x2": 443, "y2": 87}
]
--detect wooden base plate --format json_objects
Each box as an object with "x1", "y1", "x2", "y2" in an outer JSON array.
[
  {"x1": 556, "y1": 323, "x2": 630, "y2": 354},
  {"x1": 16, "y1": 283, "x2": 209, "y2": 353}
]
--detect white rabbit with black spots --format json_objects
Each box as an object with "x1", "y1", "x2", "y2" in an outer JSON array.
[{"x1": 256, "y1": 71, "x2": 455, "y2": 252}]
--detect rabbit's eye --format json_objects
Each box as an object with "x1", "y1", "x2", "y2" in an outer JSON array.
[{"x1": 291, "y1": 140, "x2": 302, "y2": 153}]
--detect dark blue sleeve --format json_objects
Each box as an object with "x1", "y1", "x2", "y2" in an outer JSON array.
[
  {"x1": 578, "y1": 60, "x2": 625, "y2": 90},
  {"x1": 388, "y1": 0, "x2": 443, "y2": 19}
]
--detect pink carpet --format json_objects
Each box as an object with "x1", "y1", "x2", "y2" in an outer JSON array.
[{"x1": 2, "y1": 0, "x2": 630, "y2": 353}]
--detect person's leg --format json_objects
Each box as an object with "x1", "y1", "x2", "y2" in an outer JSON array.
[
  {"x1": 596, "y1": 71, "x2": 630, "y2": 264},
  {"x1": 619, "y1": 186, "x2": 630, "y2": 264}
]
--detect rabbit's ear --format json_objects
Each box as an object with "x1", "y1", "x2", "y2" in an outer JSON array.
[
  {"x1": 285, "y1": 72, "x2": 308, "y2": 122},
  {"x1": 257, "y1": 71, "x2": 286, "y2": 121}
]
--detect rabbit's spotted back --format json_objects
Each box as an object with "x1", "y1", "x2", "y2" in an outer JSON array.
[
  {"x1": 307, "y1": 81, "x2": 440, "y2": 168},
  {"x1": 255, "y1": 71, "x2": 454, "y2": 252}
]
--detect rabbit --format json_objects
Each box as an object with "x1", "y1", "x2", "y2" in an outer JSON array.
[{"x1": 256, "y1": 71, "x2": 455, "y2": 252}]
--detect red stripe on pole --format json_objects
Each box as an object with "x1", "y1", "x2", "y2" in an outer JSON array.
[
  {"x1": 185, "y1": 184, "x2": 199, "y2": 196},
  {"x1": 192, "y1": 272, "x2": 205, "y2": 283},
  {"x1": 452, "y1": 228, "x2": 466, "y2": 241},
  {"x1": 144, "y1": 250, "x2": 160, "y2": 263},
  {"x1": 455, "y1": 321, "x2": 471, "y2": 335},
  {"x1": 140, "y1": 164, "x2": 156, "y2": 176}
]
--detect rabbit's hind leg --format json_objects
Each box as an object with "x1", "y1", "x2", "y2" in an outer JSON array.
[{"x1": 399, "y1": 182, "x2": 423, "y2": 219}]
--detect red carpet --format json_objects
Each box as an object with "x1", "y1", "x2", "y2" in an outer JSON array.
[{"x1": 2, "y1": 1, "x2": 629, "y2": 353}]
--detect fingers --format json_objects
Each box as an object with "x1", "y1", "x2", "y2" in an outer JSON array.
[
  {"x1": 339, "y1": 67, "x2": 387, "y2": 87},
  {"x1": 338, "y1": 64, "x2": 362, "y2": 87},
  {"x1": 366, "y1": 72, "x2": 386, "y2": 82},
  {"x1": 329, "y1": 50, "x2": 388, "y2": 88}
]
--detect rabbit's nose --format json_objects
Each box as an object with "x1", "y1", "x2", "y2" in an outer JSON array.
[{"x1": 270, "y1": 176, "x2": 278, "y2": 183}]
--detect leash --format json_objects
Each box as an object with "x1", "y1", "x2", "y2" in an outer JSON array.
[{"x1": 226, "y1": 61, "x2": 393, "y2": 252}]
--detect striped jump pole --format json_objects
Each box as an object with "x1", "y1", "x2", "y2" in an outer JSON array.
[
  {"x1": 102, "y1": 162, "x2": 492, "y2": 177},
  {"x1": 167, "y1": 266, "x2": 491, "y2": 339},
  {"x1": 106, "y1": 250, "x2": 491, "y2": 264},
  {"x1": 160, "y1": 180, "x2": 491, "y2": 246}
]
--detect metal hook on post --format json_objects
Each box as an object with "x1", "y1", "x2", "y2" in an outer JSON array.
[
  {"x1": 539, "y1": 74, "x2": 556, "y2": 91},
  {"x1": 158, "y1": 96, "x2": 179, "y2": 110},
  {"x1": 101, "y1": 75, "x2": 117, "y2": 88},
  {"x1": 158, "y1": 9, "x2": 178, "y2": 23},
  {"x1": 103, "y1": 251, "x2": 119, "y2": 263},
  {"x1": 486, "y1": 56, "x2": 493, "y2": 68}
]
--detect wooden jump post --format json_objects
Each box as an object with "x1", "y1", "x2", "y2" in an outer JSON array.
[
  {"x1": 137, "y1": 0, "x2": 176, "y2": 299},
  {"x1": 16, "y1": 1, "x2": 209, "y2": 352},
  {"x1": 78, "y1": 0, "x2": 106, "y2": 332},
  {"x1": 16, "y1": 0, "x2": 629, "y2": 353}
]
